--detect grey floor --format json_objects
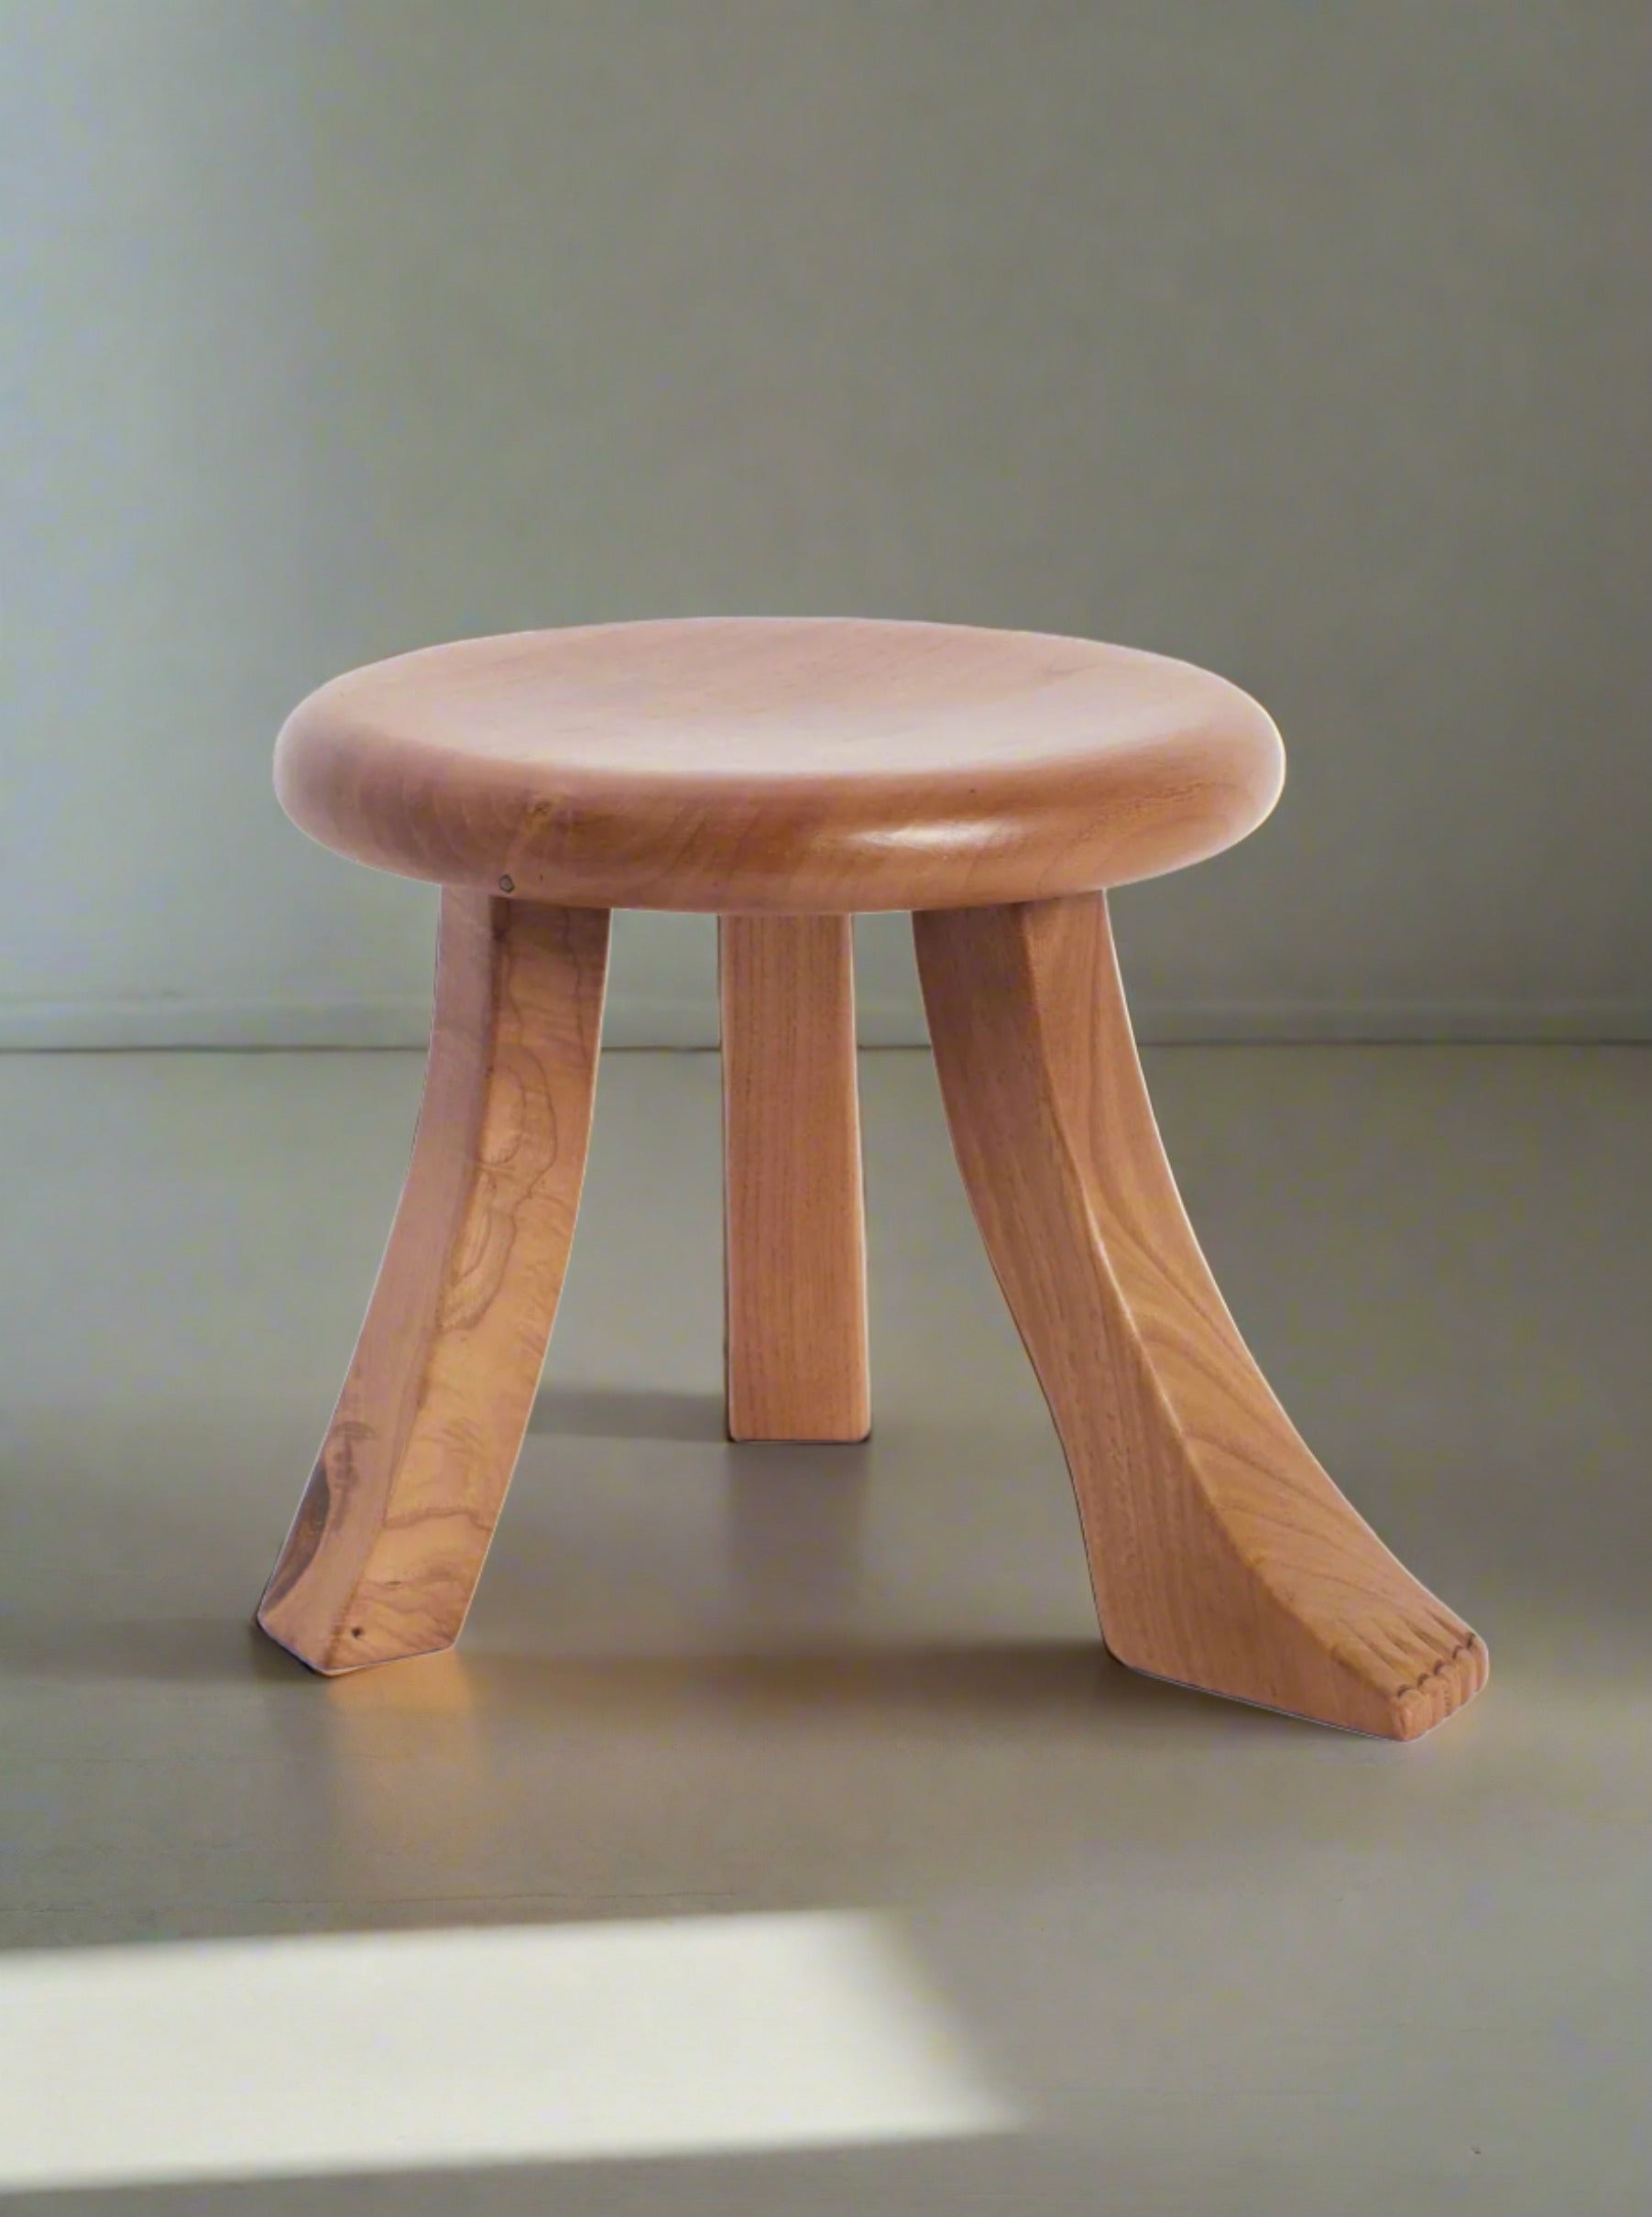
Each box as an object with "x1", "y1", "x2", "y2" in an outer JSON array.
[{"x1": 2, "y1": 1044, "x2": 1648, "y2": 2214}]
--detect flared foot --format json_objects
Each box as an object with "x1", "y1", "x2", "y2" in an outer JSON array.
[{"x1": 914, "y1": 893, "x2": 1486, "y2": 1741}]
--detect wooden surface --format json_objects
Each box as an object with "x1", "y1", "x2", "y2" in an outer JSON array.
[
  {"x1": 273, "y1": 618, "x2": 1284, "y2": 914},
  {"x1": 257, "y1": 894, "x2": 608, "y2": 1673},
  {"x1": 720, "y1": 915, "x2": 870, "y2": 1442},
  {"x1": 914, "y1": 893, "x2": 1488, "y2": 1739}
]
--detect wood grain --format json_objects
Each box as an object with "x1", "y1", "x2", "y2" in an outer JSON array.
[
  {"x1": 257, "y1": 893, "x2": 608, "y2": 1674},
  {"x1": 273, "y1": 618, "x2": 1284, "y2": 913},
  {"x1": 914, "y1": 893, "x2": 1488, "y2": 1739},
  {"x1": 720, "y1": 914, "x2": 870, "y2": 1442}
]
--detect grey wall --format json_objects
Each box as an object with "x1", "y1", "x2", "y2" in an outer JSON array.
[{"x1": 6, "y1": 0, "x2": 1649, "y2": 1046}]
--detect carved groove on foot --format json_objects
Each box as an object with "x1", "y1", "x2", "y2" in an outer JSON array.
[
  {"x1": 914, "y1": 892, "x2": 1487, "y2": 1741},
  {"x1": 257, "y1": 893, "x2": 609, "y2": 1673}
]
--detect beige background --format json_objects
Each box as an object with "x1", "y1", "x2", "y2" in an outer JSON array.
[{"x1": 5, "y1": 0, "x2": 1648, "y2": 1044}]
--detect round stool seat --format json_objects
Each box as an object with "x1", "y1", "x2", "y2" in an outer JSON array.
[{"x1": 275, "y1": 617, "x2": 1284, "y2": 912}]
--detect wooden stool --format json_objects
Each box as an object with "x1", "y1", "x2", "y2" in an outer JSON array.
[{"x1": 257, "y1": 618, "x2": 1486, "y2": 1739}]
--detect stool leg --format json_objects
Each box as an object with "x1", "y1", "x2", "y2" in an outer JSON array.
[
  {"x1": 913, "y1": 893, "x2": 1487, "y2": 1739},
  {"x1": 720, "y1": 914, "x2": 870, "y2": 1442},
  {"x1": 257, "y1": 892, "x2": 608, "y2": 1672}
]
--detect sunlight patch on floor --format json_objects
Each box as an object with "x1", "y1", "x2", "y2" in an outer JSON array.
[{"x1": 0, "y1": 1911, "x2": 1014, "y2": 2192}]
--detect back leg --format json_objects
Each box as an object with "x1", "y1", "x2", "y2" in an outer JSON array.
[{"x1": 720, "y1": 914, "x2": 870, "y2": 1443}]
